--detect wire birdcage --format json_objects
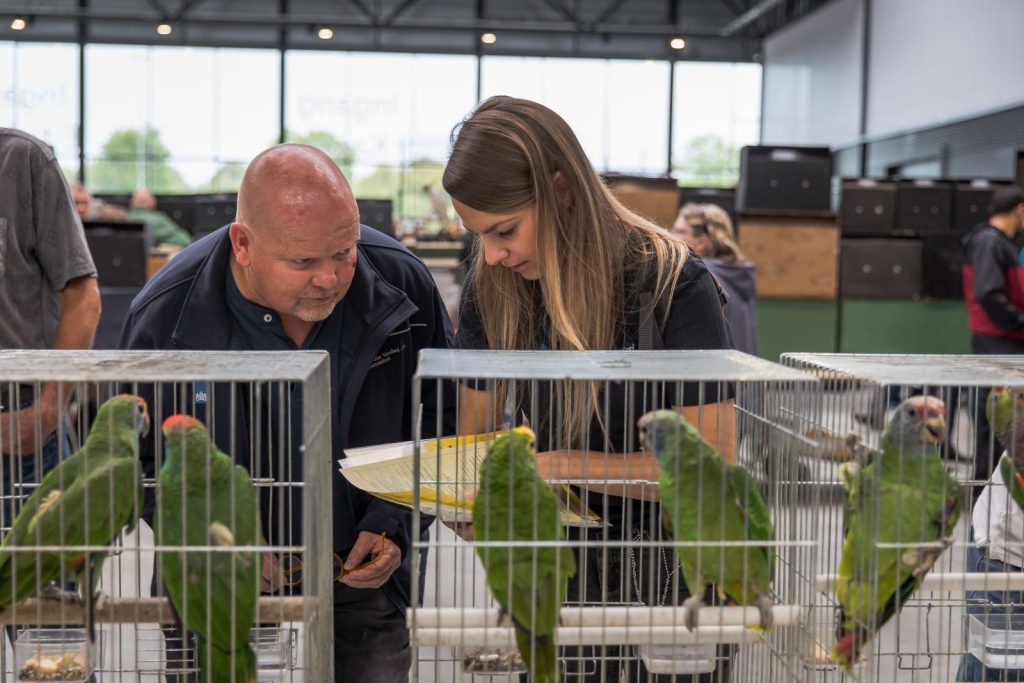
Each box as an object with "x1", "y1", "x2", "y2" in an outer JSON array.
[
  {"x1": 780, "y1": 352, "x2": 1024, "y2": 683},
  {"x1": 399, "y1": 348, "x2": 819, "y2": 682},
  {"x1": 0, "y1": 350, "x2": 332, "y2": 682}
]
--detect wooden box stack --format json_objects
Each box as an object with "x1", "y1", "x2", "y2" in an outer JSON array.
[
  {"x1": 738, "y1": 215, "x2": 839, "y2": 300},
  {"x1": 604, "y1": 175, "x2": 680, "y2": 230}
]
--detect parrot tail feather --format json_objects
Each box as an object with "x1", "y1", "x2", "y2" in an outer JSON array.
[
  {"x1": 197, "y1": 640, "x2": 258, "y2": 683},
  {"x1": 831, "y1": 630, "x2": 866, "y2": 672},
  {"x1": 513, "y1": 625, "x2": 558, "y2": 683}
]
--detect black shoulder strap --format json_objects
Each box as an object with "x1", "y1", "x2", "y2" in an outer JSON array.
[{"x1": 638, "y1": 291, "x2": 665, "y2": 351}]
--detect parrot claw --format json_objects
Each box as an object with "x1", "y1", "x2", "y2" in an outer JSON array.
[
  {"x1": 39, "y1": 585, "x2": 82, "y2": 605},
  {"x1": 755, "y1": 595, "x2": 775, "y2": 632},
  {"x1": 683, "y1": 596, "x2": 704, "y2": 632}
]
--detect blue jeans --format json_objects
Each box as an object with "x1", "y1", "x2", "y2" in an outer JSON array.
[
  {"x1": 956, "y1": 542, "x2": 1024, "y2": 682},
  {"x1": 1, "y1": 400, "x2": 68, "y2": 530}
]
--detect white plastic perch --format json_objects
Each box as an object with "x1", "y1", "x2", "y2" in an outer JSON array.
[
  {"x1": 0, "y1": 596, "x2": 308, "y2": 624},
  {"x1": 816, "y1": 572, "x2": 1024, "y2": 593},
  {"x1": 408, "y1": 605, "x2": 802, "y2": 646}
]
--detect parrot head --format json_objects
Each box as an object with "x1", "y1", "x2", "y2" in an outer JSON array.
[
  {"x1": 881, "y1": 395, "x2": 947, "y2": 451},
  {"x1": 987, "y1": 387, "x2": 1024, "y2": 470},
  {"x1": 482, "y1": 425, "x2": 537, "y2": 472},
  {"x1": 97, "y1": 394, "x2": 150, "y2": 438},
  {"x1": 987, "y1": 387, "x2": 1013, "y2": 441},
  {"x1": 987, "y1": 387, "x2": 1024, "y2": 441},
  {"x1": 162, "y1": 414, "x2": 207, "y2": 442},
  {"x1": 493, "y1": 425, "x2": 537, "y2": 455},
  {"x1": 160, "y1": 414, "x2": 212, "y2": 466},
  {"x1": 637, "y1": 409, "x2": 705, "y2": 467}
]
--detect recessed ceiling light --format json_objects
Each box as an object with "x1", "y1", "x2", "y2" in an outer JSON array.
[
  {"x1": 156, "y1": 22, "x2": 173, "y2": 36},
  {"x1": 481, "y1": 32, "x2": 497, "y2": 45},
  {"x1": 670, "y1": 36, "x2": 686, "y2": 50},
  {"x1": 10, "y1": 17, "x2": 28, "y2": 31},
  {"x1": 317, "y1": 26, "x2": 334, "y2": 40}
]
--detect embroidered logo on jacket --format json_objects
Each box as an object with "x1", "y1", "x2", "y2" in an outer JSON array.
[{"x1": 370, "y1": 344, "x2": 405, "y2": 370}]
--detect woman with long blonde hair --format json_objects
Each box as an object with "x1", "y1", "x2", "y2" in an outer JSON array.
[
  {"x1": 444, "y1": 96, "x2": 736, "y2": 682},
  {"x1": 674, "y1": 202, "x2": 762, "y2": 356}
]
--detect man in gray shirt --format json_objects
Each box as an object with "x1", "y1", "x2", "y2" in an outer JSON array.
[{"x1": 0, "y1": 128, "x2": 101, "y2": 523}]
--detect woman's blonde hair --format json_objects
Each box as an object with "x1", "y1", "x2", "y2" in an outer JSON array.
[
  {"x1": 443, "y1": 96, "x2": 688, "y2": 444},
  {"x1": 677, "y1": 202, "x2": 746, "y2": 263}
]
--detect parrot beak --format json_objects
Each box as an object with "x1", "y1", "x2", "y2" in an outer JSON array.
[
  {"x1": 922, "y1": 414, "x2": 947, "y2": 444},
  {"x1": 140, "y1": 412, "x2": 151, "y2": 438},
  {"x1": 636, "y1": 415, "x2": 651, "y2": 450}
]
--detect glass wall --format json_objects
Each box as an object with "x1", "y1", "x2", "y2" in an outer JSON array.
[
  {"x1": 84, "y1": 45, "x2": 280, "y2": 194},
  {"x1": 0, "y1": 42, "x2": 80, "y2": 178},
  {"x1": 2, "y1": 39, "x2": 763, "y2": 227},
  {"x1": 481, "y1": 57, "x2": 670, "y2": 175},
  {"x1": 672, "y1": 61, "x2": 762, "y2": 187},
  {"x1": 286, "y1": 51, "x2": 477, "y2": 233}
]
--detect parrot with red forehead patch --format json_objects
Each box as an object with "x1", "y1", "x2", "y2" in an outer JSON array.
[
  {"x1": 156, "y1": 414, "x2": 260, "y2": 683},
  {"x1": 832, "y1": 395, "x2": 961, "y2": 671},
  {"x1": 0, "y1": 394, "x2": 149, "y2": 642}
]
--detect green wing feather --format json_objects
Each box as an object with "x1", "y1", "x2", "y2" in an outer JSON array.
[
  {"x1": 158, "y1": 423, "x2": 260, "y2": 683},
  {"x1": 655, "y1": 411, "x2": 775, "y2": 606},
  {"x1": 0, "y1": 397, "x2": 145, "y2": 610},
  {"x1": 473, "y1": 427, "x2": 576, "y2": 683},
  {"x1": 834, "y1": 444, "x2": 960, "y2": 670}
]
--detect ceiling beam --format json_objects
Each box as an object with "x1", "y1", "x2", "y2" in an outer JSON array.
[
  {"x1": 381, "y1": 0, "x2": 423, "y2": 26},
  {"x1": 0, "y1": 5, "x2": 730, "y2": 37},
  {"x1": 345, "y1": 0, "x2": 375, "y2": 22},
  {"x1": 717, "y1": 0, "x2": 745, "y2": 16},
  {"x1": 174, "y1": 0, "x2": 209, "y2": 20},
  {"x1": 594, "y1": 0, "x2": 628, "y2": 25},
  {"x1": 539, "y1": 0, "x2": 576, "y2": 23},
  {"x1": 721, "y1": 0, "x2": 787, "y2": 35},
  {"x1": 145, "y1": 0, "x2": 169, "y2": 18}
]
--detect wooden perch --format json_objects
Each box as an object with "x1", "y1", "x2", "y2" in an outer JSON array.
[{"x1": 0, "y1": 596, "x2": 309, "y2": 625}]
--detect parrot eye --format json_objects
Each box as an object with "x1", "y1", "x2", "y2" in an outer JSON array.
[{"x1": 907, "y1": 406, "x2": 918, "y2": 419}]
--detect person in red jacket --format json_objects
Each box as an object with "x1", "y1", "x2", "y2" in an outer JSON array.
[
  {"x1": 962, "y1": 185, "x2": 1024, "y2": 483},
  {"x1": 963, "y1": 186, "x2": 1024, "y2": 352}
]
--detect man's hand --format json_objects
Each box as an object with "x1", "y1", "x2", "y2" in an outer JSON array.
[
  {"x1": 0, "y1": 398, "x2": 60, "y2": 457},
  {"x1": 339, "y1": 531, "x2": 401, "y2": 589}
]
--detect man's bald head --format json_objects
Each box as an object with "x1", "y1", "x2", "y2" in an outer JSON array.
[
  {"x1": 131, "y1": 189, "x2": 157, "y2": 210},
  {"x1": 236, "y1": 144, "x2": 356, "y2": 233}
]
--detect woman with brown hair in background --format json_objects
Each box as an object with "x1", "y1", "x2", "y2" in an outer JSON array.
[
  {"x1": 674, "y1": 203, "x2": 761, "y2": 357},
  {"x1": 444, "y1": 95, "x2": 736, "y2": 682}
]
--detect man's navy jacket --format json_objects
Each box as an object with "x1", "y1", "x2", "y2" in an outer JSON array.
[{"x1": 118, "y1": 225, "x2": 455, "y2": 610}]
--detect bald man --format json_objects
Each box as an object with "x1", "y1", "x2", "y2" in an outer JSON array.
[{"x1": 119, "y1": 144, "x2": 455, "y2": 681}]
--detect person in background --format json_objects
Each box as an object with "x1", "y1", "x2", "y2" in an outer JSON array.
[
  {"x1": 0, "y1": 128, "x2": 101, "y2": 521},
  {"x1": 69, "y1": 183, "x2": 128, "y2": 222},
  {"x1": 963, "y1": 186, "x2": 1024, "y2": 482},
  {"x1": 444, "y1": 96, "x2": 734, "y2": 682},
  {"x1": 673, "y1": 202, "x2": 761, "y2": 357},
  {"x1": 128, "y1": 188, "x2": 193, "y2": 248}
]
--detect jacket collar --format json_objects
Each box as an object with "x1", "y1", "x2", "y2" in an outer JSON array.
[{"x1": 170, "y1": 226, "x2": 415, "y2": 351}]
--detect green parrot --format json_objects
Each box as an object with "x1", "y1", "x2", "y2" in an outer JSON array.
[
  {"x1": 473, "y1": 425, "x2": 577, "y2": 683},
  {"x1": 986, "y1": 387, "x2": 1024, "y2": 511},
  {"x1": 0, "y1": 394, "x2": 148, "y2": 640},
  {"x1": 638, "y1": 409, "x2": 775, "y2": 632},
  {"x1": 156, "y1": 414, "x2": 261, "y2": 683},
  {"x1": 833, "y1": 395, "x2": 961, "y2": 671}
]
